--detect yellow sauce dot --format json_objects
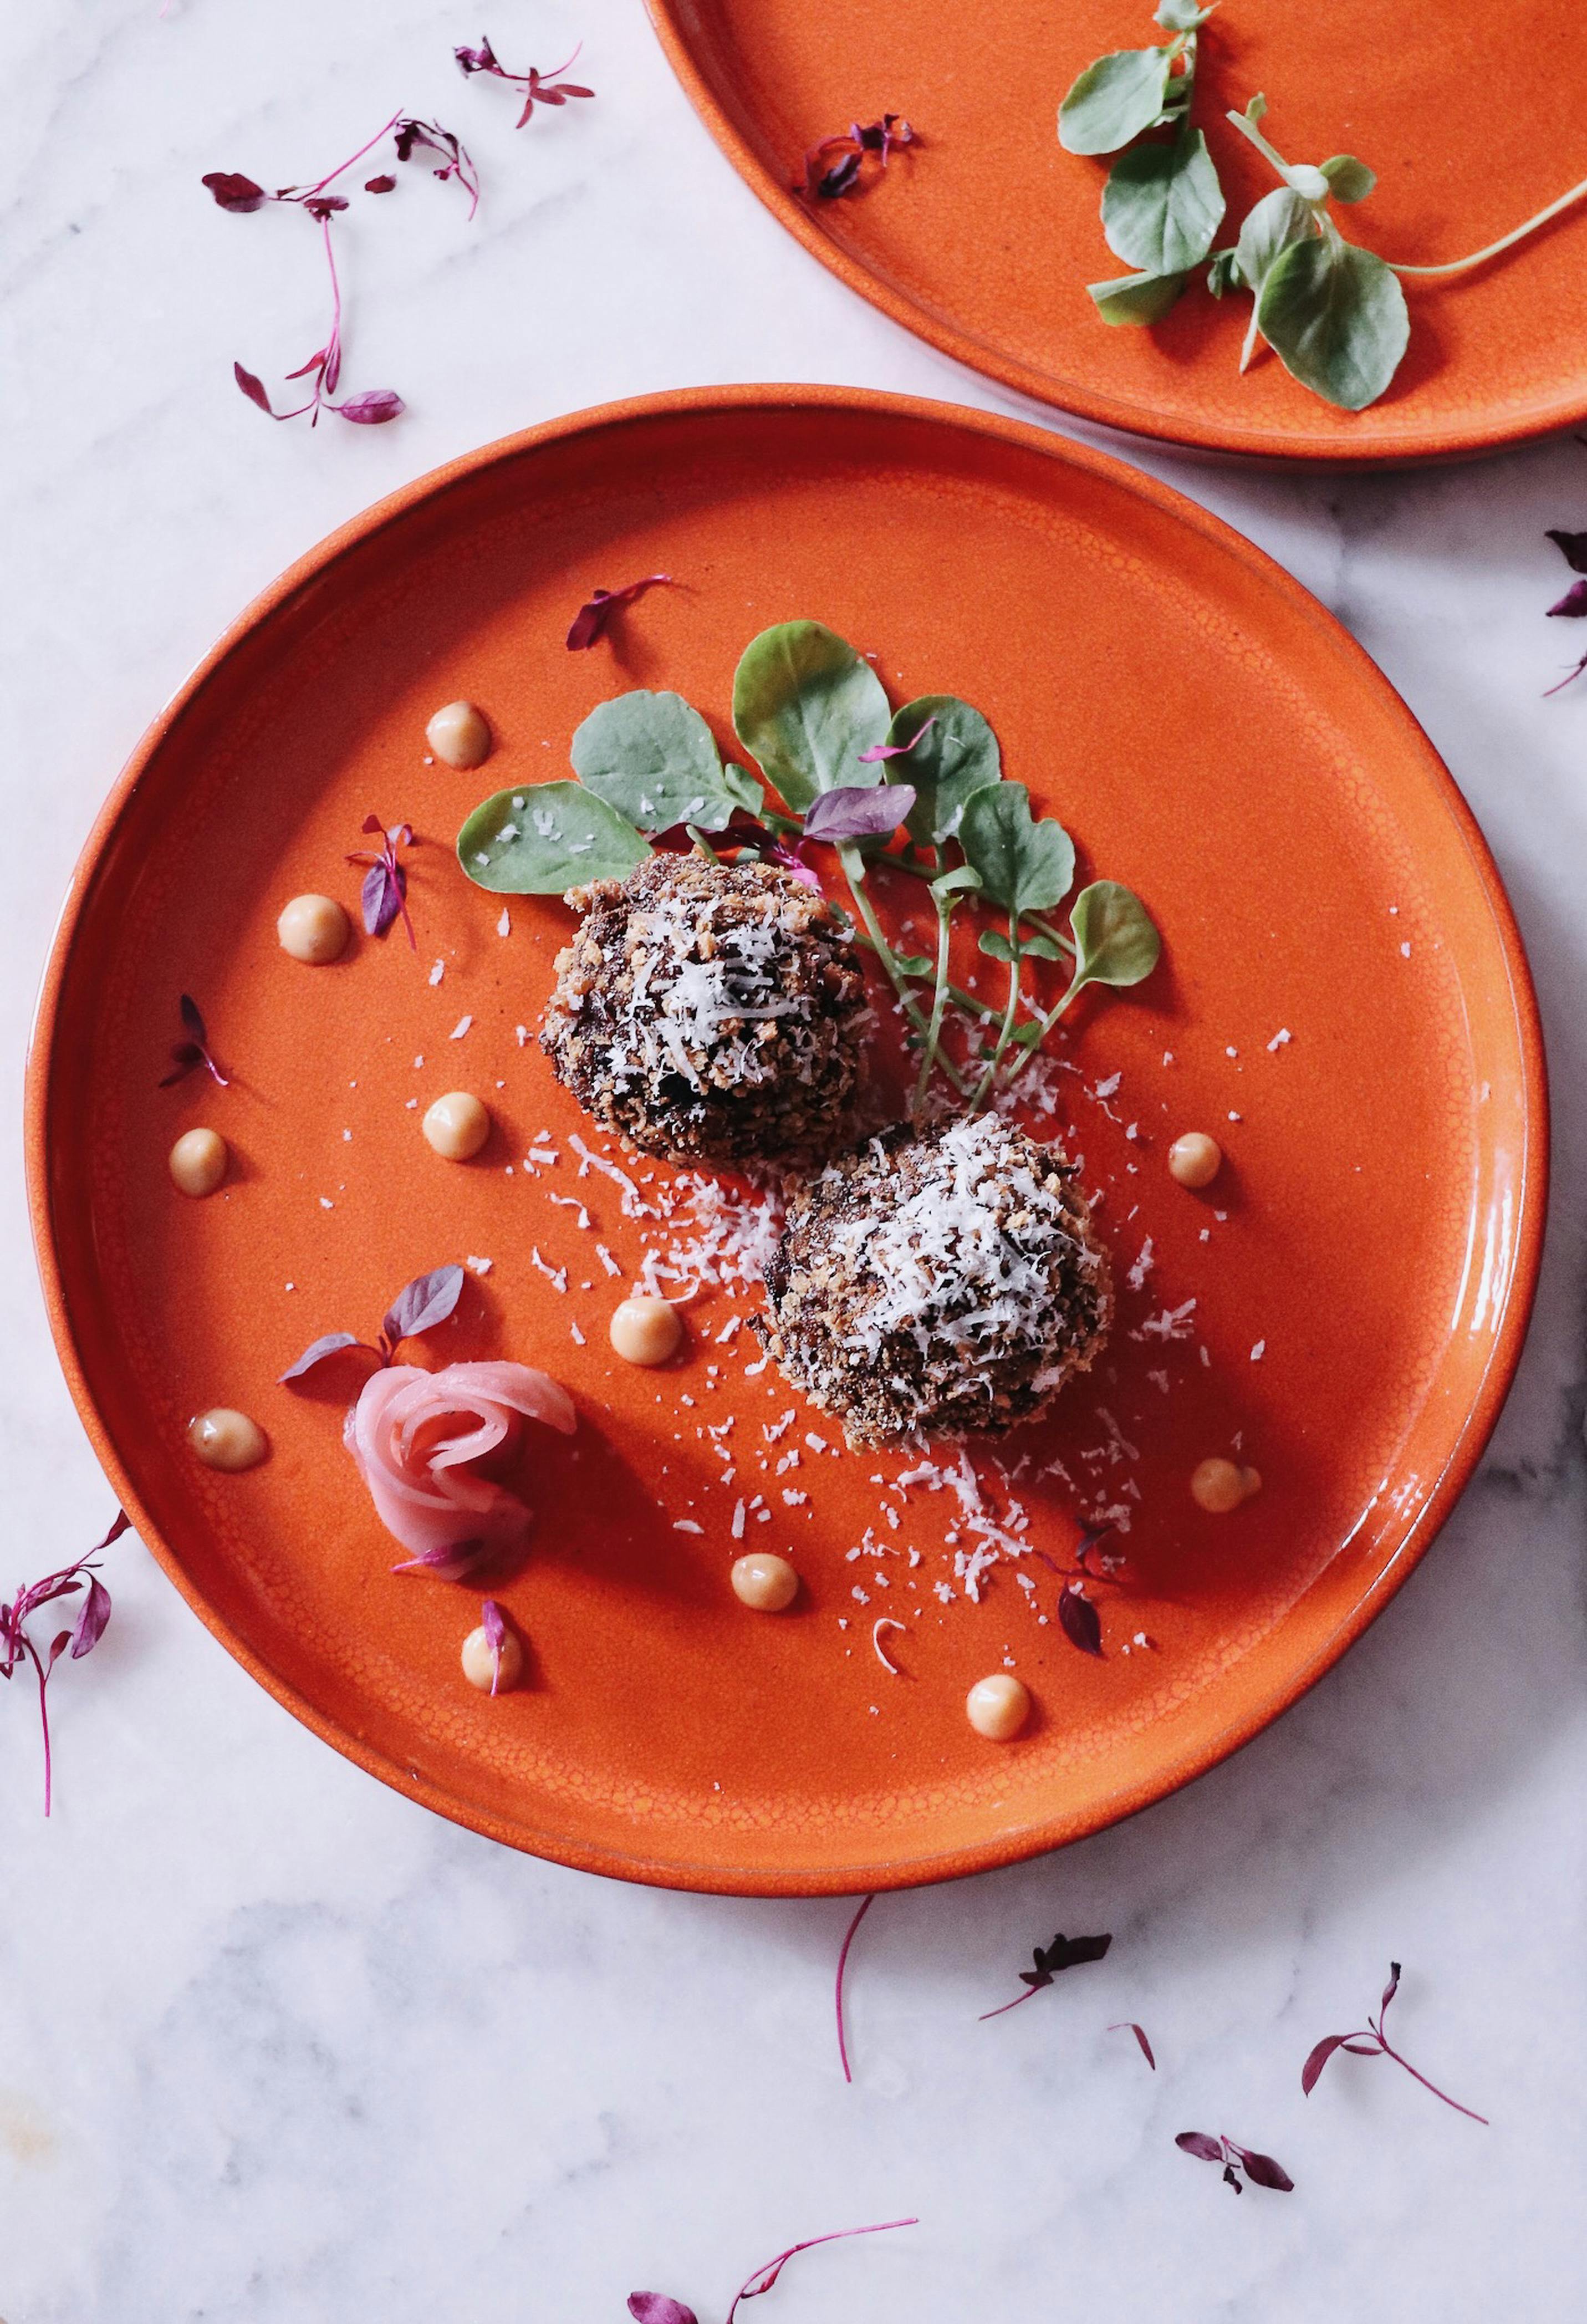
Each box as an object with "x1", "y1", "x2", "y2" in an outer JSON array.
[
  {"x1": 426, "y1": 701, "x2": 492, "y2": 769},
  {"x1": 422, "y1": 1091, "x2": 491, "y2": 1160},
  {"x1": 1190, "y1": 1456, "x2": 1261, "y2": 1513},
  {"x1": 277, "y1": 893, "x2": 350, "y2": 965},
  {"x1": 188, "y1": 1408, "x2": 267, "y2": 1471},
  {"x1": 1168, "y1": 1131, "x2": 1222, "y2": 1189},
  {"x1": 169, "y1": 1127, "x2": 228, "y2": 1197},
  {"x1": 966, "y1": 1673, "x2": 1030, "y2": 1740},
  {"x1": 609, "y1": 1296, "x2": 683, "y2": 1366},
  {"x1": 461, "y1": 1623, "x2": 524, "y2": 1693},
  {"x1": 731, "y1": 1552, "x2": 799, "y2": 1612}
]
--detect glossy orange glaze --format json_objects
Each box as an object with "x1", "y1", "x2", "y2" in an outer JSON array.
[
  {"x1": 648, "y1": 0, "x2": 1587, "y2": 460},
  {"x1": 25, "y1": 390, "x2": 1545, "y2": 1892}
]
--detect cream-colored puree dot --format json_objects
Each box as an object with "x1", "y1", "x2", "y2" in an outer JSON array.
[
  {"x1": 422, "y1": 1090, "x2": 491, "y2": 1160},
  {"x1": 188, "y1": 1408, "x2": 267, "y2": 1471},
  {"x1": 609, "y1": 1295, "x2": 682, "y2": 1366},
  {"x1": 1190, "y1": 1456, "x2": 1261, "y2": 1513},
  {"x1": 169, "y1": 1127, "x2": 228, "y2": 1197},
  {"x1": 426, "y1": 700, "x2": 492, "y2": 769},
  {"x1": 277, "y1": 893, "x2": 350, "y2": 965},
  {"x1": 462, "y1": 1623, "x2": 524, "y2": 1693},
  {"x1": 731, "y1": 1551, "x2": 799, "y2": 1612},
  {"x1": 1168, "y1": 1130, "x2": 1222, "y2": 1189},
  {"x1": 966, "y1": 1673, "x2": 1030, "y2": 1740}
]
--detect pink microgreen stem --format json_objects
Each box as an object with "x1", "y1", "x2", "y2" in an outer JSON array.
[
  {"x1": 834, "y1": 1892, "x2": 875, "y2": 2083},
  {"x1": 1302, "y1": 1963, "x2": 1488, "y2": 2123},
  {"x1": 726, "y1": 2219, "x2": 917, "y2": 2320},
  {"x1": 1, "y1": 1512, "x2": 127, "y2": 1815}
]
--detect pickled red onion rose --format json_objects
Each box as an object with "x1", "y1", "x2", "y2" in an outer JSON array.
[{"x1": 344, "y1": 1361, "x2": 575, "y2": 1562}]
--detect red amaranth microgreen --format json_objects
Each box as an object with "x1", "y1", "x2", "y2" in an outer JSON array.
[
  {"x1": 1110, "y1": 2020, "x2": 1157, "y2": 2068},
  {"x1": 205, "y1": 109, "x2": 474, "y2": 426},
  {"x1": 566, "y1": 574, "x2": 676, "y2": 651},
  {"x1": 1030, "y1": 1522, "x2": 1122, "y2": 1658},
  {"x1": 1, "y1": 1511, "x2": 128, "y2": 1815},
  {"x1": 834, "y1": 1892, "x2": 876, "y2": 2083},
  {"x1": 346, "y1": 816, "x2": 417, "y2": 945},
  {"x1": 481, "y1": 1596, "x2": 507, "y2": 1694},
  {"x1": 630, "y1": 2218, "x2": 917, "y2": 2324},
  {"x1": 797, "y1": 114, "x2": 917, "y2": 200},
  {"x1": 1544, "y1": 524, "x2": 1587, "y2": 692},
  {"x1": 979, "y1": 1929, "x2": 1112, "y2": 2021},
  {"x1": 1302, "y1": 1961, "x2": 1488, "y2": 2124},
  {"x1": 159, "y1": 993, "x2": 231, "y2": 1088},
  {"x1": 858, "y1": 713, "x2": 937, "y2": 762},
  {"x1": 1175, "y1": 2131, "x2": 1294, "y2": 2194},
  {"x1": 280, "y1": 1263, "x2": 465, "y2": 1382},
  {"x1": 455, "y1": 37, "x2": 595, "y2": 127}
]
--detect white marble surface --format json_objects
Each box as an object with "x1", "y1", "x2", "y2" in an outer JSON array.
[{"x1": 2, "y1": 3, "x2": 1584, "y2": 2318}]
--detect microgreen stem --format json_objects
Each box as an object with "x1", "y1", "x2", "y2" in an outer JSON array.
[
  {"x1": 23, "y1": 1639, "x2": 53, "y2": 1818},
  {"x1": 301, "y1": 111, "x2": 403, "y2": 200},
  {"x1": 1372, "y1": 2035, "x2": 1489, "y2": 2124},
  {"x1": 978, "y1": 1982, "x2": 1040, "y2": 2023},
  {"x1": 838, "y1": 847, "x2": 968, "y2": 1095},
  {"x1": 1388, "y1": 174, "x2": 1587, "y2": 276},
  {"x1": 1224, "y1": 105, "x2": 1297, "y2": 184},
  {"x1": 726, "y1": 2220, "x2": 917, "y2": 2322},
  {"x1": 835, "y1": 1893, "x2": 875, "y2": 2083},
  {"x1": 686, "y1": 825, "x2": 722, "y2": 864},
  {"x1": 998, "y1": 968, "x2": 1086, "y2": 1089},
  {"x1": 913, "y1": 891, "x2": 958, "y2": 1120},
  {"x1": 966, "y1": 912, "x2": 1024, "y2": 1114}
]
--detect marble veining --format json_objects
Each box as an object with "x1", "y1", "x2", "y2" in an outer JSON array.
[{"x1": 1, "y1": 2, "x2": 1583, "y2": 2319}]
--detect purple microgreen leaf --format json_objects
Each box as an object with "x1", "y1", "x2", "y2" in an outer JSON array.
[
  {"x1": 1058, "y1": 1582, "x2": 1104, "y2": 1657},
  {"x1": 1222, "y1": 2163, "x2": 1243, "y2": 2193},
  {"x1": 481, "y1": 1596, "x2": 507, "y2": 1695},
  {"x1": 803, "y1": 784, "x2": 916, "y2": 844},
  {"x1": 48, "y1": 1630, "x2": 73, "y2": 1670},
  {"x1": 1547, "y1": 578, "x2": 1587, "y2": 617},
  {"x1": 627, "y1": 2301, "x2": 698, "y2": 2324},
  {"x1": 1379, "y1": 1960, "x2": 1401, "y2": 2021},
  {"x1": 834, "y1": 1892, "x2": 875, "y2": 2083},
  {"x1": 565, "y1": 573, "x2": 675, "y2": 650},
  {"x1": 179, "y1": 994, "x2": 207, "y2": 1041},
  {"x1": 1301, "y1": 2032, "x2": 1349, "y2": 2094},
  {"x1": 365, "y1": 174, "x2": 397, "y2": 193},
  {"x1": 204, "y1": 171, "x2": 270, "y2": 212},
  {"x1": 391, "y1": 1539, "x2": 491, "y2": 1581},
  {"x1": 1110, "y1": 2020, "x2": 1156, "y2": 2069},
  {"x1": 69, "y1": 1576, "x2": 112, "y2": 1660},
  {"x1": 158, "y1": 1044, "x2": 202, "y2": 1087},
  {"x1": 858, "y1": 714, "x2": 937, "y2": 762},
  {"x1": 95, "y1": 1511, "x2": 132, "y2": 1552},
  {"x1": 1175, "y1": 2132, "x2": 1225, "y2": 2163},
  {"x1": 337, "y1": 388, "x2": 404, "y2": 425},
  {"x1": 1546, "y1": 526, "x2": 1587, "y2": 573},
  {"x1": 1234, "y1": 2148, "x2": 1295, "y2": 2193},
  {"x1": 1544, "y1": 649, "x2": 1587, "y2": 695},
  {"x1": 382, "y1": 1264, "x2": 466, "y2": 1348},
  {"x1": 362, "y1": 860, "x2": 402, "y2": 936},
  {"x1": 1341, "y1": 2038, "x2": 1382, "y2": 2053},
  {"x1": 279, "y1": 1332, "x2": 369, "y2": 1383},
  {"x1": 455, "y1": 37, "x2": 502, "y2": 75},
  {"x1": 982, "y1": 1930, "x2": 1110, "y2": 2019}
]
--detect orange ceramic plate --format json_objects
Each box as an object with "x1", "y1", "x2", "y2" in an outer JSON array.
[
  {"x1": 27, "y1": 389, "x2": 1544, "y2": 1894},
  {"x1": 647, "y1": 0, "x2": 1587, "y2": 461}
]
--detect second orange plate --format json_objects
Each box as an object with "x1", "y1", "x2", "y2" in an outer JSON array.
[
  {"x1": 28, "y1": 390, "x2": 1544, "y2": 1893},
  {"x1": 649, "y1": 0, "x2": 1587, "y2": 460}
]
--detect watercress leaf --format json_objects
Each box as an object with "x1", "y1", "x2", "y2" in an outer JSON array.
[
  {"x1": 1234, "y1": 186, "x2": 1315, "y2": 293},
  {"x1": 1256, "y1": 232, "x2": 1409, "y2": 410},
  {"x1": 721, "y1": 761, "x2": 767, "y2": 815},
  {"x1": 885, "y1": 694, "x2": 1001, "y2": 843},
  {"x1": 731, "y1": 621, "x2": 891, "y2": 813},
  {"x1": 1319, "y1": 153, "x2": 1376, "y2": 203},
  {"x1": 979, "y1": 927, "x2": 1018, "y2": 963},
  {"x1": 959, "y1": 784, "x2": 1075, "y2": 917},
  {"x1": 1058, "y1": 47, "x2": 1175, "y2": 157},
  {"x1": 279, "y1": 1332, "x2": 366, "y2": 1382},
  {"x1": 1011, "y1": 1018, "x2": 1045, "y2": 1049},
  {"x1": 803, "y1": 784, "x2": 915, "y2": 843},
  {"x1": 1069, "y1": 880, "x2": 1161, "y2": 989},
  {"x1": 1244, "y1": 91, "x2": 1268, "y2": 121},
  {"x1": 1088, "y1": 269, "x2": 1190, "y2": 325},
  {"x1": 570, "y1": 690, "x2": 737, "y2": 833},
  {"x1": 1020, "y1": 930, "x2": 1064, "y2": 961},
  {"x1": 1101, "y1": 127, "x2": 1225, "y2": 274},
  {"x1": 1206, "y1": 248, "x2": 1241, "y2": 297},
  {"x1": 931, "y1": 863, "x2": 983, "y2": 898},
  {"x1": 892, "y1": 952, "x2": 933, "y2": 978},
  {"x1": 1154, "y1": 0, "x2": 1211, "y2": 24},
  {"x1": 457, "y1": 781, "x2": 650, "y2": 894},
  {"x1": 383, "y1": 1264, "x2": 465, "y2": 1347}
]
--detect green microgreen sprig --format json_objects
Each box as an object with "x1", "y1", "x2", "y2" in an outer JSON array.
[
  {"x1": 1061, "y1": 3, "x2": 1587, "y2": 411},
  {"x1": 456, "y1": 619, "x2": 1159, "y2": 1118}
]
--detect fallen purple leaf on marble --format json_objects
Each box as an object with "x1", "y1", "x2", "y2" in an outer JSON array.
[
  {"x1": 980, "y1": 1930, "x2": 1111, "y2": 2021},
  {"x1": 1176, "y1": 2131, "x2": 1293, "y2": 2193},
  {"x1": 1110, "y1": 2020, "x2": 1156, "y2": 2069},
  {"x1": 1, "y1": 1511, "x2": 128, "y2": 1815}
]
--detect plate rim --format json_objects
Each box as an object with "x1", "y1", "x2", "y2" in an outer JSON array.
[
  {"x1": 643, "y1": 0, "x2": 1587, "y2": 467},
  {"x1": 24, "y1": 383, "x2": 1550, "y2": 1894}
]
